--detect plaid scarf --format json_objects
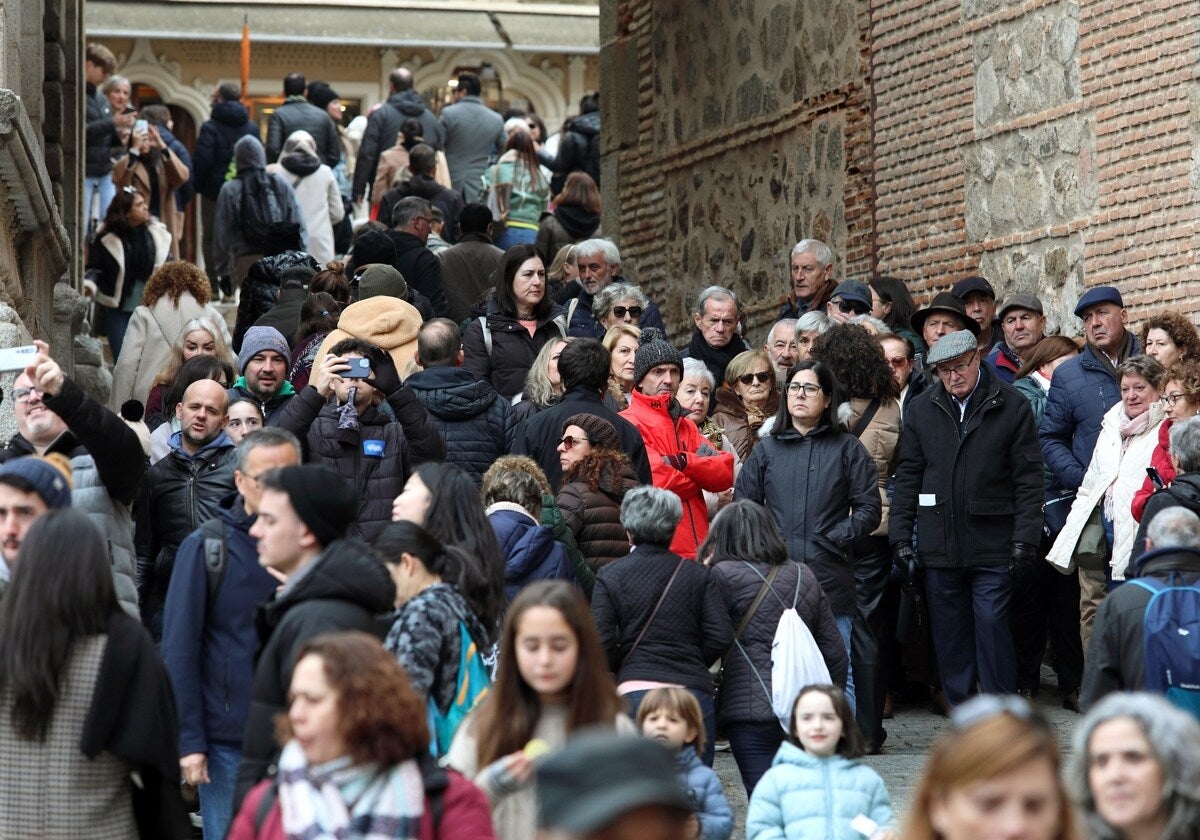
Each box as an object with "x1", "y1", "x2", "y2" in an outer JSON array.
[{"x1": 277, "y1": 740, "x2": 423, "y2": 840}]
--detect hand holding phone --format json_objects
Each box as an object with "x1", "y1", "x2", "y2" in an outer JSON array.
[{"x1": 1147, "y1": 466, "x2": 1166, "y2": 490}]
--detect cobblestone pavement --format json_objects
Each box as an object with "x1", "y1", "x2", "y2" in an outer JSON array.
[{"x1": 713, "y1": 687, "x2": 1082, "y2": 837}]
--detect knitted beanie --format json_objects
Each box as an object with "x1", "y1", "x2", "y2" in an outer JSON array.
[
  {"x1": 238, "y1": 325, "x2": 292, "y2": 374},
  {"x1": 633, "y1": 327, "x2": 683, "y2": 386},
  {"x1": 562, "y1": 413, "x2": 621, "y2": 451},
  {"x1": 274, "y1": 465, "x2": 356, "y2": 548},
  {"x1": 358, "y1": 263, "x2": 408, "y2": 300},
  {"x1": 0, "y1": 454, "x2": 73, "y2": 509}
]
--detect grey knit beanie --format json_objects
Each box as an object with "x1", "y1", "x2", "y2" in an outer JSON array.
[
  {"x1": 633, "y1": 328, "x2": 683, "y2": 386},
  {"x1": 238, "y1": 326, "x2": 292, "y2": 374}
]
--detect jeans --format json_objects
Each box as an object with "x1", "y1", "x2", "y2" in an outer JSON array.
[
  {"x1": 835, "y1": 614, "x2": 856, "y2": 714},
  {"x1": 83, "y1": 173, "x2": 115, "y2": 237},
  {"x1": 622, "y1": 688, "x2": 716, "y2": 767},
  {"x1": 103, "y1": 307, "x2": 134, "y2": 360},
  {"x1": 201, "y1": 740, "x2": 242, "y2": 840},
  {"x1": 494, "y1": 225, "x2": 537, "y2": 250},
  {"x1": 726, "y1": 720, "x2": 786, "y2": 795}
]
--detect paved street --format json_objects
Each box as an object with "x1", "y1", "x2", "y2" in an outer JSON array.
[{"x1": 713, "y1": 686, "x2": 1082, "y2": 836}]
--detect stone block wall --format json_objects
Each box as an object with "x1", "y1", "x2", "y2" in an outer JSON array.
[{"x1": 602, "y1": 0, "x2": 1200, "y2": 340}]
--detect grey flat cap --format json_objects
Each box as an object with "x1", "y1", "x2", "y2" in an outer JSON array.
[{"x1": 926, "y1": 329, "x2": 979, "y2": 366}]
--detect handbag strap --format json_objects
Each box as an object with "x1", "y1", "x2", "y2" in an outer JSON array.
[
  {"x1": 851, "y1": 398, "x2": 881, "y2": 439},
  {"x1": 624, "y1": 558, "x2": 686, "y2": 665}
]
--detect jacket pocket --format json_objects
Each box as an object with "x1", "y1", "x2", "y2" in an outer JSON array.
[
  {"x1": 967, "y1": 498, "x2": 1016, "y2": 553},
  {"x1": 915, "y1": 502, "x2": 949, "y2": 558}
]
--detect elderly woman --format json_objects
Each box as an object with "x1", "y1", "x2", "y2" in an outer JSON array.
[
  {"x1": 794, "y1": 310, "x2": 833, "y2": 361},
  {"x1": 555, "y1": 413, "x2": 639, "y2": 572},
  {"x1": 602, "y1": 323, "x2": 640, "y2": 410},
  {"x1": 593, "y1": 282, "x2": 651, "y2": 332},
  {"x1": 678, "y1": 357, "x2": 740, "y2": 515},
  {"x1": 711, "y1": 349, "x2": 779, "y2": 462},
  {"x1": 512, "y1": 336, "x2": 575, "y2": 423},
  {"x1": 1048, "y1": 355, "x2": 1167, "y2": 644},
  {"x1": 904, "y1": 695, "x2": 1077, "y2": 840},
  {"x1": 464, "y1": 244, "x2": 567, "y2": 399},
  {"x1": 229, "y1": 632, "x2": 496, "y2": 839},
  {"x1": 1132, "y1": 360, "x2": 1200, "y2": 522},
  {"x1": 1067, "y1": 692, "x2": 1200, "y2": 840},
  {"x1": 590, "y1": 486, "x2": 733, "y2": 767}
]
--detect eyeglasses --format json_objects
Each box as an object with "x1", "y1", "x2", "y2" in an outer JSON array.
[
  {"x1": 936, "y1": 355, "x2": 977, "y2": 378},
  {"x1": 11, "y1": 386, "x2": 42, "y2": 403},
  {"x1": 786, "y1": 382, "x2": 823, "y2": 397},
  {"x1": 833, "y1": 299, "x2": 866, "y2": 314},
  {"x1": 1161, "y1": 392, "x2": 1195, "y2": 406},
  {"x1": 557, "y1": 435, "x2": 591, "y2": 449},
  {"x1": 950, "y1": 694, "x2": 1041, "y2": 732},
  {"x1": 737, "y1": 371, "x2": 773, "y2": 386},
  {"x1": 612, "y1": 305, "x2": 643, "y2": 319}
]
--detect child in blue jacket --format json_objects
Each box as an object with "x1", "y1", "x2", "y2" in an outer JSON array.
[
  {"x1": 747, "y1": 684, "x2": 897, "y2": 840},
  {"x1": 637, "y1": 687, "x2": 733, "y2": 840}
]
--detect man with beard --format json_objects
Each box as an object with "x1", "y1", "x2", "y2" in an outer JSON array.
[
  {"x1": 136, "y1": 379, "x2": 237, "y2": 638},
  {"x1": 556, "y1": 238, "x2": 667, "y2": 337},
  {"x1": 228, "y1": 326, "x2": 296, "y2": 423},
  {"x1": 765, "y1": 318, "x2": 798, "y2": 384}
]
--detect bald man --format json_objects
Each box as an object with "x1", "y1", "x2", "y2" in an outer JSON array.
[{"x1": 137, "y1": 378, "x2": 239, "y2": 638}]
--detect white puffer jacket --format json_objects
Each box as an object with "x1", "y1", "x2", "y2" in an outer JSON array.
[{"x1": 1047, "y1": 399, "x2": 1165, "y2": 580}]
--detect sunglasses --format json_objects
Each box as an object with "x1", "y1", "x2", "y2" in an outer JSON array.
[
  {"x1": 612, "y1": 305, "x2": 643, "y2": 319},
  {"x1": 885, "y1": 356, "x2": 910, "y2": 369},
  {"x1": 558, "y1": 435, "x2": 591, "y2": 449},
  {"x1": 834, "y1": 299, "x2": 867, "y2": 314},
  {"x1": 737, "y1": 371, "x2": 773, "y2": 386}
]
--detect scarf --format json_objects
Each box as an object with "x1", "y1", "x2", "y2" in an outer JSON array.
[
  {"x1": 1103, "y1": 407, "x2": 1154, "y2": 518},
  {"x1": 686, "y1": 328, "x2": 745, "y2": 386},
  {"x1": 1089, "y1": 330, "x2": 1135, "y2": 380},
  {"x1": 281, "y1": 153, "x2": 321, "y2": 177},
  {"x1": 277, "y1": 740, "x2": 423, "y2": 840}
]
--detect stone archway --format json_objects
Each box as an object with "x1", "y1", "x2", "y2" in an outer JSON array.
[
  {"x1": 117, "y1": 38, "x2": 210, "y2": 128},
  {"x1": 410, "y1": 50, "x2": 568, "y2": 129}
]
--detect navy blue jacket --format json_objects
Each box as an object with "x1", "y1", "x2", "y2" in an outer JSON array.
[
  {"x1": 1040, "y1": 338, "x2": 1139, "y2": 491},
  {"x1": 193, "y1": 100, "x2": 260, "y2": 201},
  {"x1": 161, "y1": 493, "x2": 278, "y2": 755},
  {"x1": 558, "y1": 282, "x2": 668, "y2": 339},
  {"x1": 489, "y1": 505, "x2": 575, "y2": 601},
  {"x1": 406, "y1": 365, "x2": 513, "y2": 485}
]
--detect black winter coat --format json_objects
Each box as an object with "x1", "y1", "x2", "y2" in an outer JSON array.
[
  {"x1": 193, "y1": 100, "x2": 260, "y2": 200},
  {"x1": 233, "y1": 250, "x2": 320, "y2": 351},
  {"x1": 710, "y1": 560, "x2": 847, "y2": 726},
  {"x1": 352, "y1": 91, "x2": 445, "y2": 201},
  {"x1": 235, "y1": 539, "x2": 395, "y2": 806},
  {"x1": 556, "y1": 459, "x2": 640, "y2": 570},
  {"x1": 591, "y1": 544, "x2": 733, "y2": 695},
  {"x1": 463, "y1": 300, "x2": 568, "y2": 399},
  {"x1": 378, "y1": 173, "x2": 464, "y2": 245},
  {"x1": 272, "y1": 386, "x2": 414, "y2": 542},
  {"x1": 1081, "y1": 546, "x2": 1200, "y2": 709},
  {"x1": 253, "y1": 287, "x2": 307, "y2": 344},
  {"x1": 540, "y1": 110, "x2": 600, "y2": 195},
  {"x1": 384, "y1": 230, "x2": 448, "y2": 318},
  {"x1": 85, "y1": 83, "x2": 118, "y2": 177},
  {"x1": 736, "y1": 423, "x2": 881, "y2": 616},
  {"x1": 1132, "y1": 472, "x2": 1200, "y2": 559},
  {"x1": 889, "y1": 364, "x2": 1044, "y2": 568},
  {"x1": 135, "y1": 435, "x2": 239, "y2": 631},
  {"x1": 406, "y1": 366, "x2": 513, "y2": 485}
]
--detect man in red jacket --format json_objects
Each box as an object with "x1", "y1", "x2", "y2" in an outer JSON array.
[{"x1": 620, "y1": 329, "x2": 734, "y2": 558}]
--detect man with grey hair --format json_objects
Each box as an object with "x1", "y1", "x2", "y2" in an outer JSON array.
[
  {"x1": 161, "y1": 427, "x2": 302, "y2": 840},
  {"x1": 682, "y1": 285, "x2": 751, "y2": 386},
  {"x1": 1081, "y1": 505, "x2": 1200, "y2": 710},
  {"x1": 384, "y1": 195, "x2": 448, "y2": 317},
  {"x1": 779, "y1": 239, "x2": 836, "y2": 321},
  {"x1": 556, "y1": 238, "x2": 668, "y2": 337},
  {"x1": 765, "y1": 318, "x2": 798, "y2": 383}
]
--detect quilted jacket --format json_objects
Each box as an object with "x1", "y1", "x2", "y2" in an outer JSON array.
[
  {"x1": 407, "y1": 365, "x2": 513, "y2": 484},
  {"x1": 556, "y1": 457, "x2": 640, "y2": 571}
]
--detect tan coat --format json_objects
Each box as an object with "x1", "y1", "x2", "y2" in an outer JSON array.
[
  {"x1": 847, "y1": 395, "x2": 901, "y2": 536},
  {"x1": 711, "y1": 386, "x2": 779, "y2": 463},
  {"x1": 112, "y1": 150, "x2": 190, "y2": 258}
]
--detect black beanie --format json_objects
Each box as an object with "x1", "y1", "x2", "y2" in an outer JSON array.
[{"x1": 275, "y1": 465, "x2": 356, "y2": 547}]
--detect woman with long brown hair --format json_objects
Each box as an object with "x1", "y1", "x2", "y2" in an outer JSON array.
[
  {"x1": 480, "y1": 131, "x2": 550, "y2": 250},
  {"x1": 445, "y1": 580, "x2": 633, "y2": 840},
  {"x1": 536, "y1": 171, "x2": 601, "y2": 264}
]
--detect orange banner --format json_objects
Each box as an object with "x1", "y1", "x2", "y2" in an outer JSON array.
[{"x1": 240, "y1": 16, "x2": 250, "y2": 98}]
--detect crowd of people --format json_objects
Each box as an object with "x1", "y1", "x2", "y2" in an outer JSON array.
[{"x1": 5, "y1": 39, "x2": 1200, "y2": 840}]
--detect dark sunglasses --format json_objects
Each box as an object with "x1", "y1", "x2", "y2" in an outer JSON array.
[
  {"x1": 737, "y1": 371, "x2": 773, "y2": 386},
  {"x1": 834, "y1": 299, "x2": 867, "y2": 314},
  {"x1": 558, "y1": 435, "x2": 591, "y2": 449},
  {"x1": 612, "y1": 305, "x2": 643, "y2": 319}
]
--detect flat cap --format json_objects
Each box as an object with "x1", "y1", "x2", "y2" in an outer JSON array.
[
  {"x1": 1074, "y1": 286, "x2": 1123, "y2": 317},
  {"x1": 926, "y1": 329, "x2": 979, "y2": 366},
  {"x1": 998, "y1": 294, "x2": 1044, "y2": 320}
]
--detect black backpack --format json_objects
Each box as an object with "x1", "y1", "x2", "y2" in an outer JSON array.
[{"x1": 239, "y1": 172, "x2": 286, "y2": 251}]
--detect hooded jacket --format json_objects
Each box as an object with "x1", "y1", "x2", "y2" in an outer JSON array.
[
  {"x1": 556, "y1": 458, "x2": 640, "y2": 571},
  {"x1": 235, "y1": 538, "x2": 396, "y2": 805},
  {"x1": 213, "y1": 136, "x2": 307, "y2": 280},
  {"x1": 265, "y1": 95, "x2": 340, "y2": 167},
  {"x1": 193, "y1": 99, "x2": 261, "y2": 200},
  {"x1": 407, "y1": 365, "x2": 514, "y2": 484},
  {"x1": 540, "y1": 109, "x2": 600, "y2": 194},
  {"x1": 535, "y1": 206, "x2": 600, "y2": 267},
  {"x1": 746, "y1": 741, "x2": 896, "y2": 840},
  {"x1": 352, "y1": 90, "x2": 446, "y2": 201},
  {"x1": 267, "y1": 130, "x2": 344, "y2": 266},
  {"x1": 488, "y1": 503, "x2": 576, "y2": 601},
  {"x1": 232, "y1": 249, "x2": 320, "y2": 350},
  {"x1": 673, "y1": 748, "x2": 734, "y2": 840}
]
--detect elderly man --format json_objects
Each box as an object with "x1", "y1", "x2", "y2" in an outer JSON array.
[
  {"x1": 951, "y1": 276, "x2": 1001, "y2": 352},
  {"x1": 779, "y1": 239, "x2": 836, "y2": 321},
  {"x1": 681, "y1": 286, "x2": 751, "y2": 387},
  {"x1": 986, "y1": 294, "x2": 1047, "y2": 383},
  {"x1": 1, "y1": 340, "x2": 144, "y2": 616},
  {"x1": 765, "y1": 318, "x2": 798, "y2": 383},
  {"x1": 911, "y1": 291, "x2": 979, "y2": 354},
  {"x1": 890, "y1": 329, "x2": 1044, "y2": 706},
  {"x1": 384, "y1": 196, "x2": 448, "y2": 317},
  {"x1": 556, "y1": 238, "x2": 667, "y2": 337},
  {"x1": 826, "y1": 279, "x2": 873, "y2": 324}
]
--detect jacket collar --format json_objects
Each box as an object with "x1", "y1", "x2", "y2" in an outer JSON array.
[
  {"x1": 169, "y1": 429, "x2": 234, "y2": 459},
  {"x1": 931, "y1": 362, "x2": 1000, "y2": 419},
  {"x1": 1134, "y1": 546, "x2": 1200, "y2": 576},
  {"x1": 629, "y1": 387, "x2": 678, "y2": 417}
]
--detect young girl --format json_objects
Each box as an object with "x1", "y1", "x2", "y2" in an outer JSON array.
[
  {"x1": 445, "y1": 580, "x2": 635, "y2": 840},
  {"x1": 747, "y1": 685, "x2": 897, "y2": 840},
  {"x1": 637, "y1": 687, "x2": 733, "y2": 840}
]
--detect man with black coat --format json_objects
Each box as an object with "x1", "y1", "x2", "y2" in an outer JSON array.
[
  {"x1": 539, "y1": 93, "x2": 601, "y2": 195},
  {"x1": 377, "y1": 143, "x2": 464, "y2": 245},
  {"x1": 889, "y1": 329, "x2": 1043, "y2": 707},
  {"x1": 265, "y1": 72, "x2": 340, "y2": 167},
  {"x1": 234, "y1": 465, "x2": 395, "y2": 807},
  {"x1": 352, "y1": 67, "x2": 444, "y2": 205},
  {"x1": 511, "y1": 339, "x2": 652, "y2": 491},
  {"x1": 385, "y1": 196, "x2": 448, "y2": 318},
  {"x1": 439, "y1": 203, "x2": 504, "y2": 324},
  {"x1": 252, "y1": 263, "x2": 316, "y2": 343}
]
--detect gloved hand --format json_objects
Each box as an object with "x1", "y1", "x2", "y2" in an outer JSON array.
[
  {"x1": 662, "y1": 452, "x2": 688, "y2": 471},
  {"x1": 1011, "y1": 541, "x2": 1038, "y2": 574},
  {"x1": 892, "y1": 542, "x2": 918, "y2": 584},
  {"x1": 371, "y1": 351, "x2": 402, "y2": 396}
]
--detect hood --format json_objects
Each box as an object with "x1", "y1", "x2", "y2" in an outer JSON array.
[
  {"x1": 388, "y1": 90, "x2": 429, "y2": 118},
  {"x1": 491, "y1": 509, "x2": 561, "y2": 579},
  {"x1": 570, "y1": 110, "x2": 600, "y2": 136},
  {"x1": 398, "y1": 173, "x2": 445, "y2": 200},
  {"x1": 406, "y1": 366, "x2": 498, "y2": 420},
  {"x1": 770, "y1": 740, "x2": 849, "y2": 771},
  {"x1": 279, "y1": 130, "x2": 321, "y2": 175},
  {"x1": 319, "y1": 297, "x2": 422, "y2": 377},
  {"x1": 1133, "y1": 546, "x2": 1200, "y2": 577},
  {"x1": 168, "y1": 429, "x2": 235, "y2": 458},
  {"x1": 552, "y1": 203, "x2": 600, "y2": 240},
  {"x1": 212, "y1": 99, "x2": 251, "y2": 127},
  {"x1": 264, "y1": 538, "x2": 395, "y2": 625},
  {"x1": 234, "y1": 135, "x2": 267, "y2": 173}
]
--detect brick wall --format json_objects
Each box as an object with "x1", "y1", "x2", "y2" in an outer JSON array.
[{"x1": 602, "y1": 0, "x2": 1200, "y2": 340}]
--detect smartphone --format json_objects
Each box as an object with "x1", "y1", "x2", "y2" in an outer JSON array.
[
  {"x1": 342, "y1": 357, "x2": 372, "y2": 379},
  {"x1": 122, "y1": 105, "x2": 137, "y2": 115},
  {"x1": 134, "y1": 118, "x2": 148, "y2": 135},
  {"x1": 0, "y1": 344, "x2": 37, "y2": 373},
  {"x1": 1147, "y1": 466, "x2": 1165, "y2": 490}
]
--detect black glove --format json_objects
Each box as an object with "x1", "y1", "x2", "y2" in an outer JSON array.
[
  {"x1": 892, "y1": 542, "x2": 918, "y2": 584},
  {"x1": 1011, "y1": 541, "x2": 1038, "y2": 573},
  {"x1": 662, "y1": 452, "x2": 688, "y2": 471},
  {"x1": 371, "y1": 352, "x2": 402, "y2": 396}
]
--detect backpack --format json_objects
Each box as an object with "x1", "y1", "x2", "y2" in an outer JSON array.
[
  {"x1": 201, "y1": 517, "x2": 227, "y2": 618},
  {"x1": 427, "y1": 620, "x2": 491, "y2": 758},
  {"x1": 239, "y1": 173, "x2": 286, "y2": 251},
  {"x1": 736, "y1": 562, "x2": 832, "y2": 731},
  {"x1": 1128, "y1": 575, "x2": 1200, "y2": 720},
  {"x1": 476, "y1": 300, "x2": 575, "y2": 356}
]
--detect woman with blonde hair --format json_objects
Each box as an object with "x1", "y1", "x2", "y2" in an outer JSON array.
[
  {"x1": 512, "y1": 336, "x2": 576, "y2": 423},
  {"x1": 711, "y1": 349, "x2": 780, "y2": 462},
  {"x1": 546, "y1": 243, "x2": 579, "y2": 290},
  {"x1": 110, "y1": 259, "x2": 233, "y2": 411},
  {"x1": 602, "y1": 323, "x2": 640, "y2": 411},
  {"x1": 904, "y1": 695, "x2": 1077, "y2": 840}
]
